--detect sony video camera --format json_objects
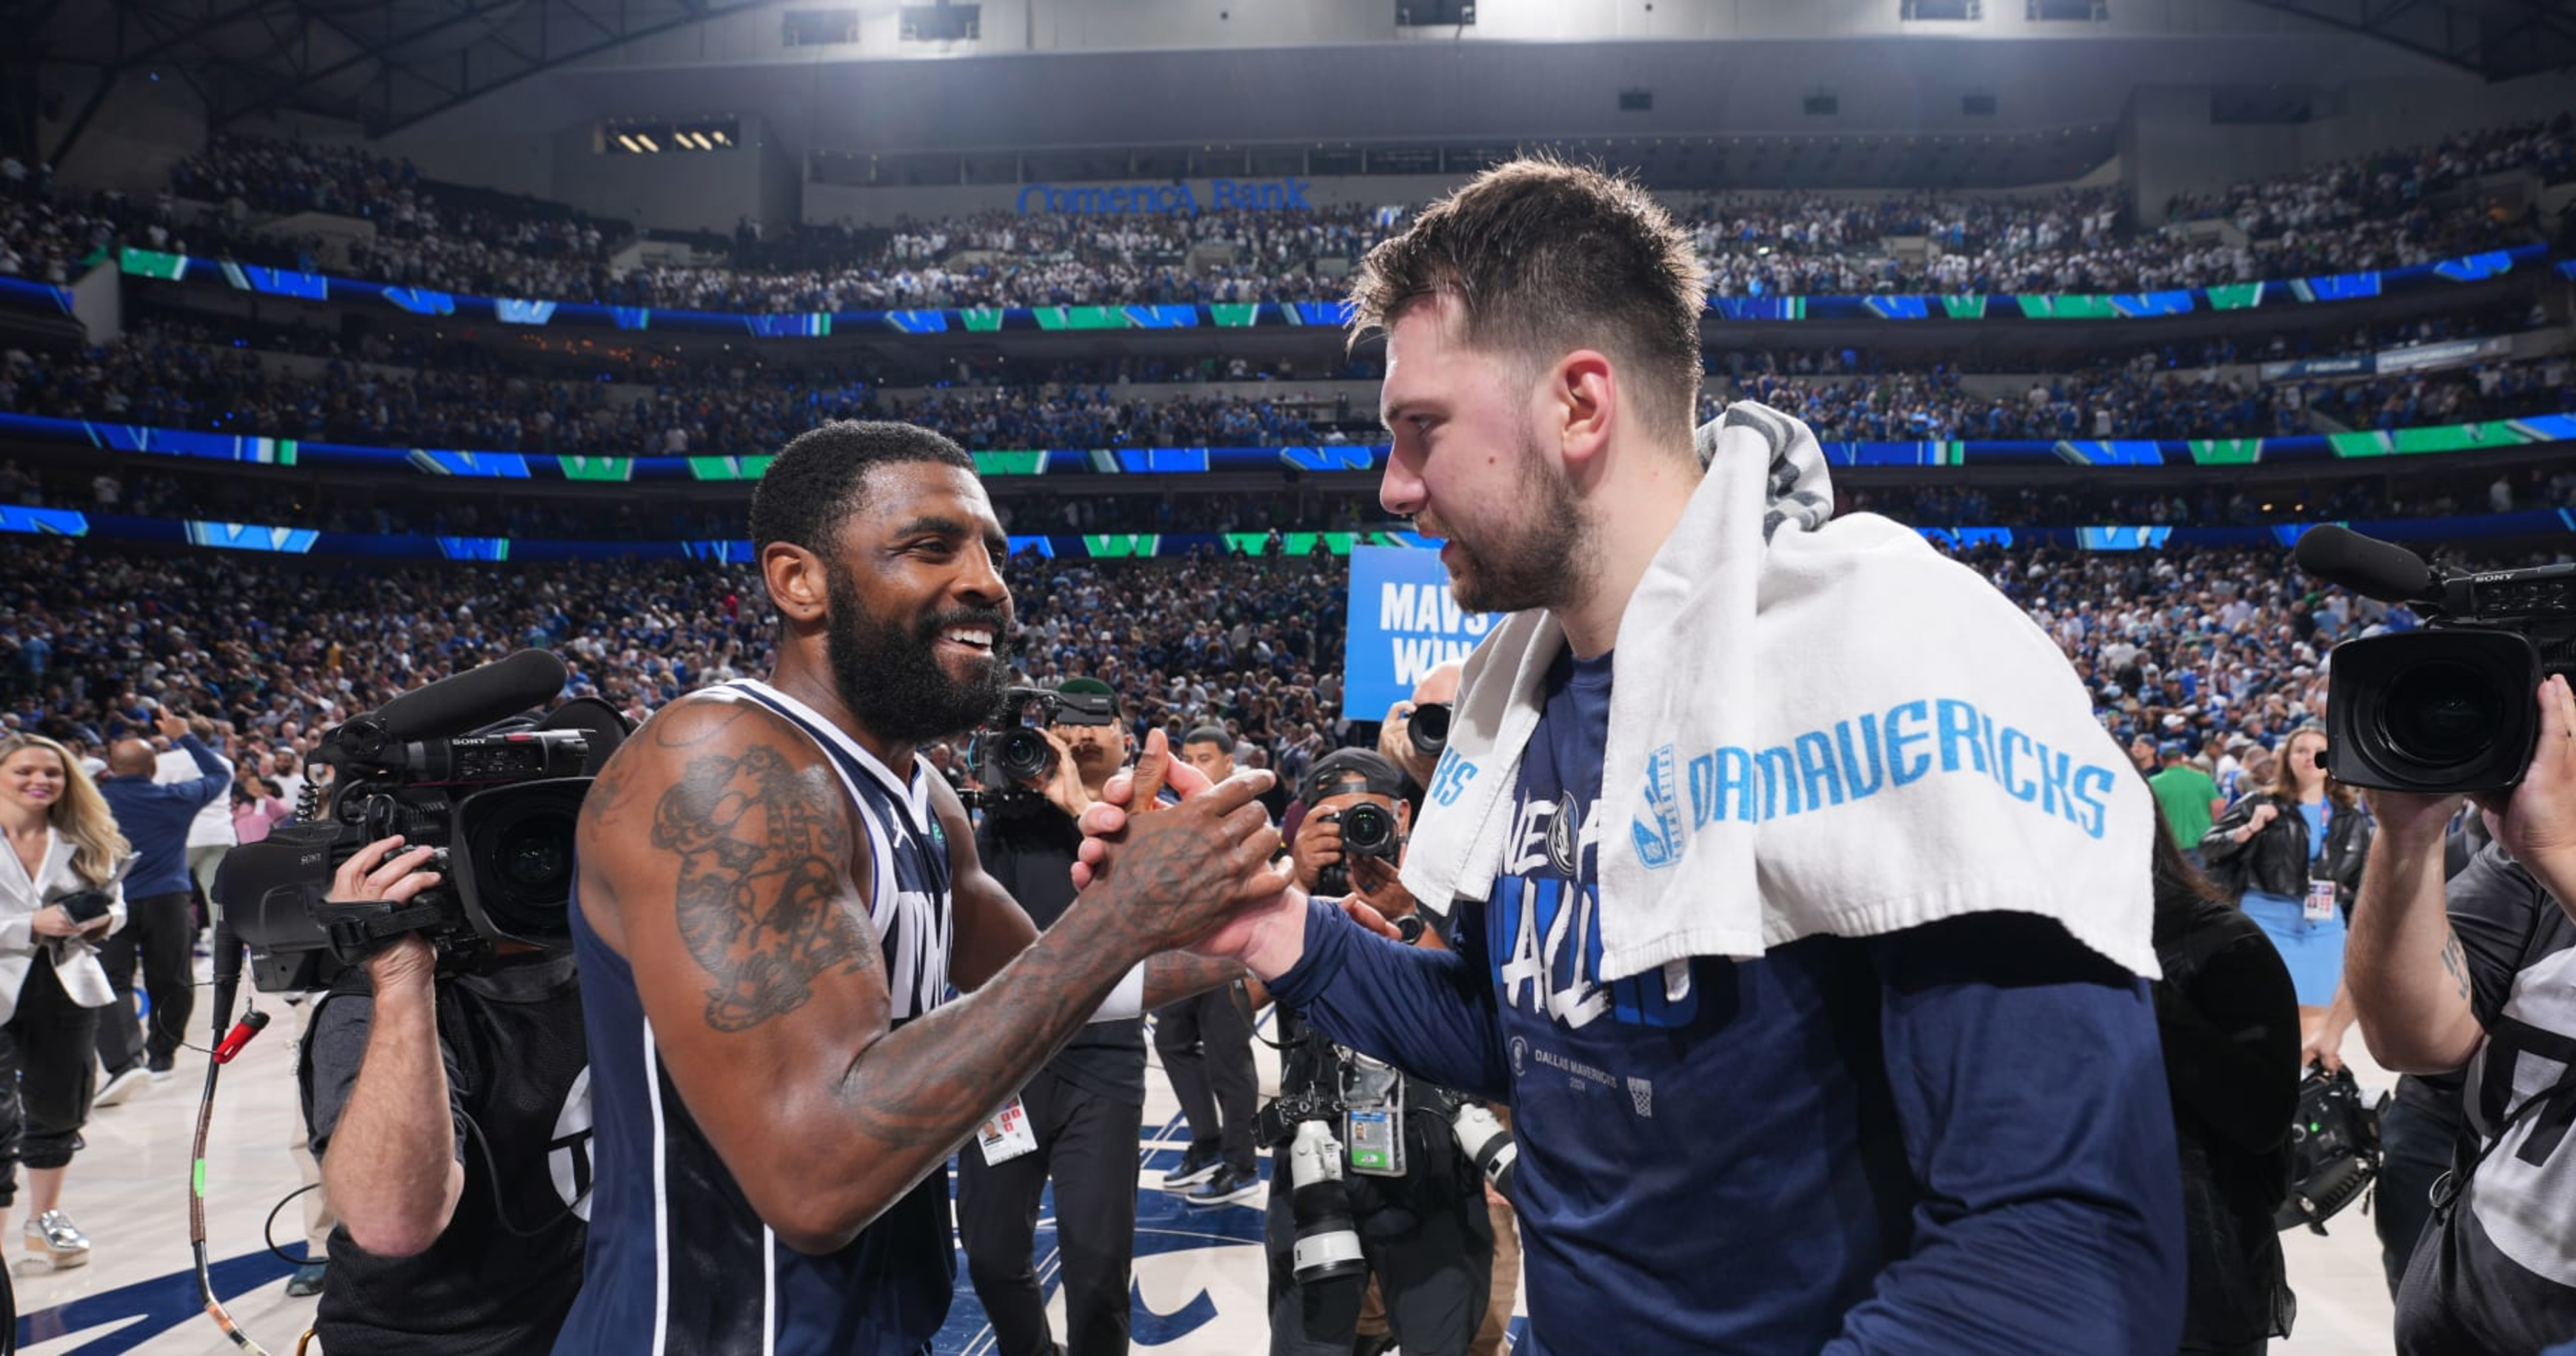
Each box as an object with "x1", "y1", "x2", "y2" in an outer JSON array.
[
  {"x1": 967, "y1": 683, "x2": 1116, "y2": 807},
  {"x1": 214, "y1": 650, "x2": 627, "y2": 993},
  {"x1": 2293, "y1": 525, "x2": 2574, "y2": 793}
]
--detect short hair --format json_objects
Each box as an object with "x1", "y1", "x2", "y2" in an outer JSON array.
[
  {"x1": 1182, "y1": 725, "x2": 1231, "y2": 750},
  {"x1": 1348, "y1": 157, "x2": 1707, "y2": 440},
  {"x1": 749, "y1": 420, "x2": 976, "y2": 556}
]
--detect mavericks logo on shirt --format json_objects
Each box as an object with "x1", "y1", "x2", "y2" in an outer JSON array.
[{"x1": 1491, "y1": 792, "x2": 1697, "y2": 1033}]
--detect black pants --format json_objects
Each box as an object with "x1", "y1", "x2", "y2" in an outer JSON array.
[
  {"x1": 0, "y1": 954, "x2": 100, "y2": 1206},
  {"x1": 956, "y1": 1066, "x2": 1144, "y2": 1356},
  {"x1": 1263, "y1": 1153, "x2": 1491, "y2": 1356},
  {"x1": 2377, "y1": 1094, "x2": 2461, "y2": 1298},
  {"x1": 95, "y1": 889, "x2": 193, "y2": 1074},
  {"x1": 1154, "y1": 987, "x2": 1257, "y2": 1175}
]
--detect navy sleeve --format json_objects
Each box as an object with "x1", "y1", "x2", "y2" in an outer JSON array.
[
  {"x1": 1263, "y1": 896, "x2": 1511, "y2": 1102},
  {"x1": 1824, "y1": 914, "x2": 2186, "y2": 1356},
  {"x1": 175, "y1": 734, "x2": 234, "y2": 807}
]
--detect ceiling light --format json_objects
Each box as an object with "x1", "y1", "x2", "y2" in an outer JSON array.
[{"x1": 637, "y1": 134, "x2": 660, "y2": 152}]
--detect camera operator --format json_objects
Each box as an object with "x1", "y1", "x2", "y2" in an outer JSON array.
[
  {"x1": 957, "y1": 677, "x2": 1171, "y2": 1356},
  {"x1": 298, "y1": 833, "x2": 589, "y2": 1355},
  {"x1": 2344, "y1": 674, "x2": 2576, "y2": 1353},
  {"x1": 1268, "y1": 749, "x2": 1492, "y2": 1356}
]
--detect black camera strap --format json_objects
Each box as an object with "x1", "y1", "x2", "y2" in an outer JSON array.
[
  {"x1": 2429, "y1": 1062, "x2": 2576, "y2": 1228},
  {"x1": 315, "y1": 898, "x2": 448, "y2": 966}
]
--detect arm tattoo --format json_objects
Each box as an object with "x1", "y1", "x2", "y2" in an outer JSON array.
[
  {"x1": 651, "y1": 742, "x2": 875, "y2": 1031},
  {"x1": 2439, "y1": 932, "x2": 2472, "y2": 1003}
]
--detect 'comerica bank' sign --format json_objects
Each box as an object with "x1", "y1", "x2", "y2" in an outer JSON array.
[{"x1": 1015, "y1": 177, "x2": 1314, "y2": 215}]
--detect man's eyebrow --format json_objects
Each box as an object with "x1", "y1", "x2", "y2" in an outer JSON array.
[
  {"x1": 1380, "y1": 399, "x2": 1436, "y2": 431},
  {"x1": 890, "y1": 514, "x2": 973, "y2": 539}
]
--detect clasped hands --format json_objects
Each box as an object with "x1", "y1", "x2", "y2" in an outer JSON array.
[{"x1": 1068, "y1": 731, "x2": 1404, "y2": 963}]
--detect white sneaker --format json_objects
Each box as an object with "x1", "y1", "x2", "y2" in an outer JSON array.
[{"x1": 94, "y1": 1066, "x2": 151, "y2": 1108}]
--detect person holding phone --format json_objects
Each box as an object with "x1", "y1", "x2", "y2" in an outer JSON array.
[{"x1": 0, "y1": 731, "x2": 129, "y2": 1269}]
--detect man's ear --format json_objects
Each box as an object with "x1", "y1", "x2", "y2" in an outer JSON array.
[
  {"x1": 763, "y1": 542, "x2": 829, "y2": 626},
  {"x1": 1394, "y1": 798, "x2": 1413, "y2": 836}
]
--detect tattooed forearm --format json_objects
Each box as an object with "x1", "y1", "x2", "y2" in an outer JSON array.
[
  {"x1": 2439, "y1": 932, "x2": 2472, "y2": 1003},
  {"x1": 651, "y1": 742, "x2": 875, "y2": 1031},
  {"x1": 1143, "y1": 952, "x2": 1247, "y2": 1009},
  {"x1": 839, "y1": 917, "x2": 1129, "y2": 1149}
]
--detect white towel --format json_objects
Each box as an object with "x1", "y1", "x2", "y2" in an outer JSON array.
[{"x1": 1398, "y1": 401, "x2": 2158, "y2": 990}]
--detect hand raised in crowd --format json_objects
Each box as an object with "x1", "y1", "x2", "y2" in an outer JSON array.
[
  {"x1": 331, "y1": 834, "x2": 444, "y2": 992},
  {"x1": 155, "y1": 711, "x2": 189, "y2": 741}
]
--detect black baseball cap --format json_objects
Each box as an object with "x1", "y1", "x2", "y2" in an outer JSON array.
[{"x1": 1302, "y1": 748, "x2": 1405, "y2": 805}]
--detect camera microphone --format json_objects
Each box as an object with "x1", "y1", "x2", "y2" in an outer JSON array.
[
  {"x1": 2293, "y1": 525, "x2": 2437, "y2": 605},
  {"x1": 373, "y1": 649, "x2": 570, "y2": 744}
]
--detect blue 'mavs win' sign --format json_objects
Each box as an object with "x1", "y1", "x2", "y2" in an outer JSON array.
[{"x1": 1344, "y1": 546, "x2": 1497, "y2": 719}]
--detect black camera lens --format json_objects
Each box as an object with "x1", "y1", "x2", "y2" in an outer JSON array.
[
  {"x1": 1408, "y1": 702, "x2": 1451, "y2": 758},
  {"x1": 498, "y1": 812, "x2": 574, "y2": 892},
  {"x1": 997, "y1": 728, "x2": 1058, "y2": 784},
  {"x1": 1340, "y1": 803, "x2": 1398, "y2": 860},
  {"x1": 2381, "y1": 660, "x2": 2505, "y2": 766}
]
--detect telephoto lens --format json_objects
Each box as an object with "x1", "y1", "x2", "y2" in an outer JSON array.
[
  {"x1": 1289, "y1": 1121, "x2": 1366, "y2": 1286},
  {"x1": 1451, "y1": 1102, "x2": 1517, "y2": 1197},
  {"x1": 1408, "y1": 702, "x2": 1452, "y2": 758}
]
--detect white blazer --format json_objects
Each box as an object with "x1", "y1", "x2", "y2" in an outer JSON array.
[{"x1": 0, "y1": 829, "x2": 129, "y2": 1023}]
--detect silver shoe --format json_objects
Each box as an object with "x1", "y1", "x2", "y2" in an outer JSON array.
[{"x1": 25, "y1": 1209, "x2": 89, "y2": 1268}]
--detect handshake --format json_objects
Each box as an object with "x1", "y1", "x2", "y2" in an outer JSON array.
[{"x1": 1061, "y1": 732, "x2": 1406, "y2": 977}]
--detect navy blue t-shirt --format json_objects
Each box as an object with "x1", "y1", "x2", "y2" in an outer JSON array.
[{"x1": 1270, "y1": 647, "x2": 2183, "y2": 1355}]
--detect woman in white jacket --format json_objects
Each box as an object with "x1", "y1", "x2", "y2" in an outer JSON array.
[{"x1": 0, "y1": 732, "x2": 128, "y2": 1268}]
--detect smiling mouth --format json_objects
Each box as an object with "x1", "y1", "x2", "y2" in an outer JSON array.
[{"x1": 937, "y1": 625, "x2": 997, "y2": 655}]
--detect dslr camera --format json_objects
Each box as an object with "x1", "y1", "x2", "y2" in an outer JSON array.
[
  {"x1": 2293, "y1": 525, "x2": 2574, "y2": 793},
  {"x1": 1314, "y1": 803, "x2": 1403, "y2": 899},
  {"x1": 968, "y1": 684, "x2": 1116, "y2": 806},
  {"x1": 215, "y1": 650, "x2": 625, "y2": 992}
]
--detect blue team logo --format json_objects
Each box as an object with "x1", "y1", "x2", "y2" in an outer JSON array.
[
  {"x1": 1428, "y1": 750, "x2": 1479, "y2": 808},
  {"x1": 1630, "y1": 744, "x2": 1685, "y2": 870}
]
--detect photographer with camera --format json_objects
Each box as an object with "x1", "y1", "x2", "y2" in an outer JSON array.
[
  {"x1": 956, "y1": 677, "x2": 1170, "y2": 1356},
  {"x1": 93, "y1": 709, "x2": 230, "y2": 1104},
  {"x1": 0, "y1": 732, "x2": 126, "y2": 1269},
  {"x1": 2344, "y1": 673, "x2": 2576, "y2": 1354},
  {"x1": 1377, "y1": 660, "x2": 1462, "y2": 793},
  {"x1": 1267, "y1": 749, "x2": 1494, "y2": 1356},
  {"x1": 2198, "y1": 725, "x2": 2372, "y2": 1050},
  {"x1": 297, "y1": 831, "x2": 590, "y2": 1355}
]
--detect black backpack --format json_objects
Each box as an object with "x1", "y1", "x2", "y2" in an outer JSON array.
[{"x1": 2275, "y1": 1065, "x2": 2382, "y2": 1235}]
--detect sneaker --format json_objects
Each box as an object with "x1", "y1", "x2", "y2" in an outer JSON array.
[
  {"x1": 1182, "y1": 1165, "x2": 1262, "y2": 1208},
  {"x1": 94, "y1": 1064, "x2": 151, "y2": 1107},
  {"x1": 25, "y1": 1209, "x2": 89, "y2": 1269},
  {"x1": 148, "y1": 1055, "x2": 174, "y2": 1083},
  {"x1": 285, "y1": 1259, "x2": 328, "y2": 1298},
  {"x1": 1161, "y1": 1149, "x2": 1222, "y2": 1191}
]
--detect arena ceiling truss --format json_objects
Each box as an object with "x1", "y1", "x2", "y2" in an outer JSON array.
[
  {"x1": 30, "y1": 0, "x2": 774, "y2": 161},
  {"x1": 2238, "y1": 0, "x2": 2576, "y2": 79}
]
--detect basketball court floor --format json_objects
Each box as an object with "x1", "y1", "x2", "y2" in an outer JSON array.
[{"x1": 14, "y1": 991, "x2": 2405, "y2": 1355}]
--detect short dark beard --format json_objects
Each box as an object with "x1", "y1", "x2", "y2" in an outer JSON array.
[
  {"x1": 824, "y1": 564, "x2": 1013, "y2": 745},
  {"x1": 1447, "y1": 422, "x2": 1592, "y2": 616}
]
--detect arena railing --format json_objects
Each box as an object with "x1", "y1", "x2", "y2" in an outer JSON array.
[
  {"x1": 1, "y1": 502, "x2": 2566, "y2": 564},
  {"x1": 2, "y1": 408, "x2": 2568, "y2": 480},
  {"x1": 20, "y1": 242, "x2": 2544, "y2": 336}
]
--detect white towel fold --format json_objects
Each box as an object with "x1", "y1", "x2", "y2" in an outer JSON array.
[{"x1": 1397, "y1": 401, "x2": 2158, "y2": 989}]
